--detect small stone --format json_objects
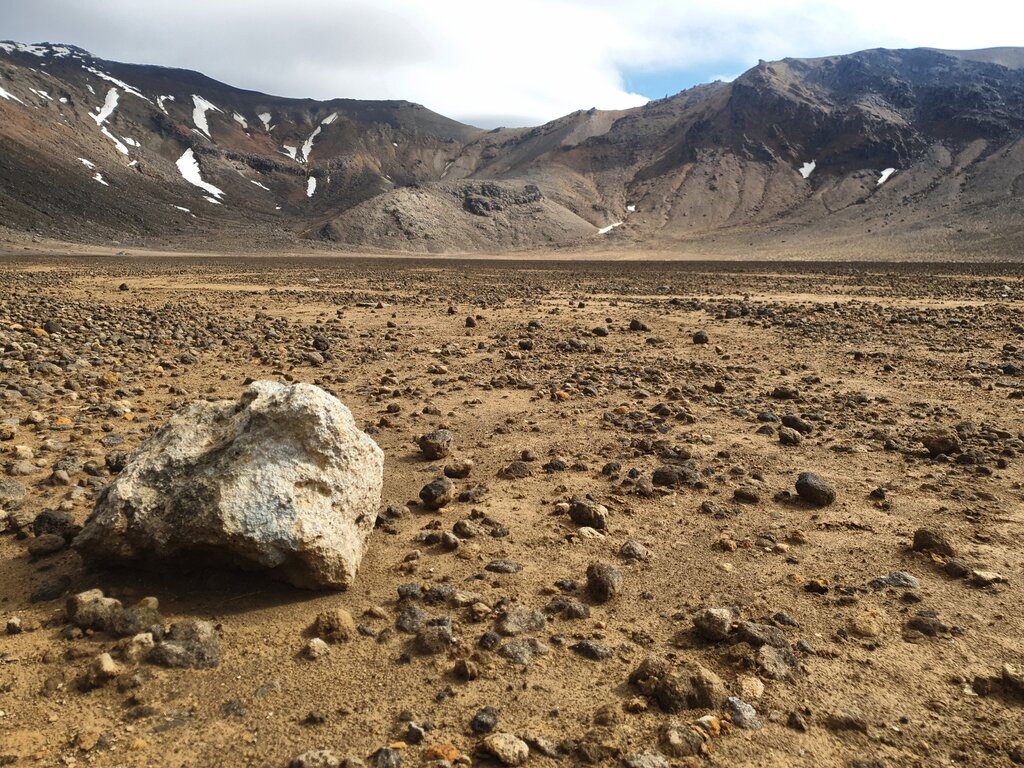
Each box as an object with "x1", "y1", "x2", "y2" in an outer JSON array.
[
  {"x1": 83, "y1": 652, "x2": 121, "y2": 689},
  {"x1": 27, "y1": 532, "x2": 68, "y2": 556},
  {"x1": 499, "y1": 461, "x2": 532, "y2": 479},
  {"x1": 658, "y1": 720, "x2": 705, "y2": 758},
  {"x1": 417, "y1": 619, "x2": 454, "y2": 654},
  {"x1": 912, "y1": 527, "x2": 955, "y2": 557},
  {"x1": 569, "y1": 498, "x2": 608, "y2": 530},
  {"x1": 970, "y1": 569, "x2": 1007, "y2": 587},
  {"x1": 692, "y1": 330, "x2": 709, "y2": 344},
  {"x1": 470, "y1": 706, "x2": 498, "y2": 734},
  {"x1": 480, "y1": 733, "x2": 529, "y2": 766},
  {"x1": 66, "y1": 589, "x2": 126, "y2": 634},
  {"x1": 304, "y1": 638, "x2": 331, "y2": 659},
  {"x1": 624, "y1": 753, "x2": 671, "y2": 768},
  {"x1": 312, "y1": 609, "x2": 357, "y2": 643},
  {"x1": 420, "y1": 477, "x2": 455, "y2": 509},
  {"x1": 693, "y1": 607, "x2": 737, "y2": 641},
  {"x1": 485, "y1": 559, "x2": 523, "y2": 574},
  {"x1": 727, "y1": 696, "x2": 762, "y2": 729},
  {"x1": 920, "y1": 428, "x2": 961, "y2": 457},
  {"x1": 869, "y1": 571, "x2": 919, "y2": 590},
  {"x1": 498, "y1": 607, "x2": 546, "y2": 636},
  {"x1": 289, "y1": 750, "x2": 344, "y2": 768},
  {"x1": 778, "y1": 427, "x2": 803, "y2": 446},
  {"x1": 850, "y1": 610, "x2": 883, "y2": 638},
  {"x1": 149, "y1": 621, "x2": 220, "y2": 668},
  {"x1": 444, "y1": 458, "x2": 473, "y2": 479},
  {"x1": 795, "y1": 472, "x2": 836, "y2": 507},
  {"x1": 570, "y1": 640, "x2": 613, "y2": 661},
  {"x1": 586, "y1": 562, "x2": 623, "y2": 603},
  {"x1": 418, "y1": 430, "x2": 454, "y2": 460},
  {"x1": 619, "y1": 539, "x2": 650, "y2": 561}
]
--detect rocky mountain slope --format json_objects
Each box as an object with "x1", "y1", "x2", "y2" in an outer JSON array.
[{"x1": 2, "y1": 42, "x2": 1024, "y2": 256}]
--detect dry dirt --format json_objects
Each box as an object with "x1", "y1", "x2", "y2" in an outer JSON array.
[{"x1": 1, "y1": 254, "x2": 1023, "y2": 768}]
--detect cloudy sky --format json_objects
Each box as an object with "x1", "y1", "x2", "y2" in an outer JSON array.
[{"x1": 3, "y1": 0, "x2": 1022, "y2": 127}]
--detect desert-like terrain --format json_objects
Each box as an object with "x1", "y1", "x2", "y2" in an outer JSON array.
[{"x1": 1, "y1": 253, "x2": 1022, "y2": 767}]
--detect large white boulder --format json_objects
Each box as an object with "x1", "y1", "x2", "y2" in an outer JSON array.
[{"x1": 74, "y1": 381, "x2": 383, "y2": 589}]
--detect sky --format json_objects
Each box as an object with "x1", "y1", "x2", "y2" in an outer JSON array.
[{"x1": 2, "y1": 0, "x2": 1023, "y2": 128}]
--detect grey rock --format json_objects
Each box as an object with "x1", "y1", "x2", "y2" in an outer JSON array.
[
  {"x1": 418, "y1": 429, "x2": 453, "y2": 460},
  {"x1": 586, "y1": 561, "x2": 623, "y2": 603},
  {"x1": 419, "y1": 477, "x2": 454, "y2": 509},
  {"x1": 795, "y1": 472, "x2": 836, "y2": 507},
  {"x1": 149, "y1": 620, "x2": 220, "y2": 668},
  {"x1": 497, "y1": 607, "x2": 546, "y2": 636},
  {"x1": 74, "y1": 382, "x2": 383, "y2": 590},
  {"x1": 727, "y1": 696, "x2": 762, "y2": 729}
]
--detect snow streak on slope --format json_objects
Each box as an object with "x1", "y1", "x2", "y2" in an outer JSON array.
[
  {"x1": 176, "y1": 148, "x2": 225, "y2": 199},
  {"x1": 232, "y1": 113, "x2": 248, "y2": 129},
  {"x1": 877, "y1": 168, "x2": 896, "y2": 185},
  {"x1": 92, "y1": 172, "x2": 108, "y2": 185},
  {"x1": 100, "y1": 126, "x2": 128, "y2": 155},
  {"x1": 82, "y1": 66, "x2": 149, "y2": 102},
  {"x1": 306, "y1": 177, "x2": 317, "y2": 197},
  {"x1": 799, "y1": 160, "x2": 816, "y2": 179},
  {"x1": 597, "y1": 222, "x2": 622, "y2": 234},
  {"x1": 91, "y1": 88, "x2": 118, "y2": 125},
  {"x1": 192, "y1": 95, "x2": 222, "y2": 138},
  {"x1": 258, "y1": 112, "x2": 272, "y2": 131},
  {"x1": 157, "y1": 95, "x2": 174, "y2": 113},
  {"x1": 0, "y1": 85, "x2": 24, "y2": 104}
]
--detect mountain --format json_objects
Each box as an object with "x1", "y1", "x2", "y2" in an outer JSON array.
[{"x1": 2, "y1": 42, "x2": 1024, "y2": 257}]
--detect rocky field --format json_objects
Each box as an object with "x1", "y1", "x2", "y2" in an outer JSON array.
[{"x1": 1, "y1": 255, "x2": 1023, "y2": 768}]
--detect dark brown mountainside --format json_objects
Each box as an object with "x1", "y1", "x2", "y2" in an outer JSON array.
[{"x1": 2, "y1": 42, "x2": 1024, "y2": 256}]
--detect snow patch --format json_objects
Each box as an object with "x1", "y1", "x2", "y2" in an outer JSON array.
[
  {"x1": 300, "y1": 126, "x2": 321, "y2": 163},
  {"x1": 258, "y1": 112, "x2": 272, "y2": 131},
  {"x1": 92, "y1": 172, "x2": 108, "y2": 186},
  {"x1": 176, "y1": 148, "x2": 225, "y2": 199},
  {"x1": 128, "y1": 160, "x2": 138, "y2": 167},
  {"x1": 157, "y1": 94, "x2": 174, "y2": 113},
  {"x1": 174, "y1": 205, "x2": 191, "y2": 212},
  {"x1": 82, "y1": 66, "x2": 149, "y2": 102},
  {"x1": 798, "y1": 160, "x2": 816, "y2": 179},
  {"x1": 232, "y1": 112, "x2": 248, "y2": 129},
  {"x1": 78, "y1": 158, "x2": 96, "y2": 169},
  {"x1": 123, "y1": 137, "x2": 140, "y2": 147},
  {"x1": 191, "y1": 95, "x2": 222, "y2": 138},
  {"x1": 59, "y1": 96, "x2": 67, "y2": 104},
  {"x1": 250, "y1": 179, "x2": 270, "y2": 191},
  {"x1": 203, "y1": 196, "x2": 222, "y2": 205},
  {"x1": 306, "y1": 177, "x2": 317, "y2": 197},
  {"x1": 86, "y1": 83, "x2": 95, "y2": 95},
  {"x1": 282, "y1": 145, "x2": 298, "y2": 161},
  {"x1": 91, "y1": 88, "x2": 118, "y2": 125},
  {"x1": 597, "y1": 222, "x2": 623, "y2": 235},
  {"x1": 100, "y1": 126, "x2": 129, "y2": 155},
  {"x1": 321, "y1": 112, "x2": 338, "y2": 125},
  {"x1": 0, "y1": 85, "x2": 24, "y2": 104},
  {"x1": 877, "y1": 167, "x2": 896, "y2": 186},
  {"x1": 626, "y1": 204, "x2": 636, "y2": 212},
  {"x1": 29, "y1": 88, "x2": 52, "y2": 100}
]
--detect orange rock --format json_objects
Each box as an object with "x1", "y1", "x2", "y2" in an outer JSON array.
[{"x1": 424, "y1": 743, "x2": 460, "y2": 762}]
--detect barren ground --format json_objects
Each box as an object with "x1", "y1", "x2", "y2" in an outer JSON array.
[{"x1": 1, "y1": 254, "x2": 1023, "y2": 768}]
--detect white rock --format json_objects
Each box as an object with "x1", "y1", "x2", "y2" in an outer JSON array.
[{"x1": 74, "y1": 381, "x2": 383, "y2": 589}]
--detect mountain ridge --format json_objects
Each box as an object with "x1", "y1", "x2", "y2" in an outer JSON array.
[{"x1": 2, "y1": 41, "x2": 1024, "y2": 258}]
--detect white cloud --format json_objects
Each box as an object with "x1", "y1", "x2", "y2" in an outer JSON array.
[{"x1": 5, "y1": 0, "x2": 1024, "y2": 127}]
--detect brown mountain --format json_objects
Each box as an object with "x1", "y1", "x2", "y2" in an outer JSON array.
[{"x1": 2, "y1": 42, "x2": 1023, "y2": 257}]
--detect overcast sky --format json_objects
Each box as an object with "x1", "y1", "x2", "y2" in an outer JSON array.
[{"x1": 3, "y1": 0, "x2": 1022, "y2": 127}]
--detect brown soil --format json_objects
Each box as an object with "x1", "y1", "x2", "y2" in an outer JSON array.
[{"x1": 1, "y1": 254, "x2": 1022, "y2": 767}]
